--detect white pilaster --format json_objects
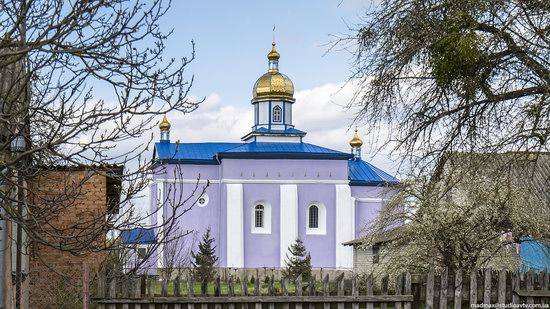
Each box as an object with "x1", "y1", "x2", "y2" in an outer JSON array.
[
  {"x1": 156, "y1": 183, "x2": 165, "y2": 268},
  {"x1": 280, "y1": 184, "x2": 298, "y2": 267},
  {"x1": 226, "y1": 184, "x2": 244, "y2": 267},
  {"x1": 335, "y1": 184, "x2": 354, "y2": 269}
]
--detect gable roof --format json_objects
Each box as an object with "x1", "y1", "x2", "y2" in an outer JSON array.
[
  {"x1": 438, "y1": 152, "x2": 550, "y2": 202},
  {"x1": 218, "y1": 142, "x2": 353, "y2": 160},
  {"x1": 153, "y1": 141, "x2": 398, "y2": 186},
  {"x1": 348, "y1": 158, "x2": 399, "y2": 186},
  {"x1": 154, "y1": 141, "x2": 353, "y2": 162}
]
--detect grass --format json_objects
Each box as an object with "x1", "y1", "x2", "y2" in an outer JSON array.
[{"x1": 152, "y1": 280, "x2": 299, "y2": 296}]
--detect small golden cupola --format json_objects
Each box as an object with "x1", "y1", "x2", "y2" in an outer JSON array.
[
  {"x1": 350, "y1": 129, "x2": 363, "y2": 158},
  {"x1": 252, "y1": 42, "x2": 295, "y2": 103},
  {"x1": 159, "y1": 115, "x2": 171, "y2": 142}
]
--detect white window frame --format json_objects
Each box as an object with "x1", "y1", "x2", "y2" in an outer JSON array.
[
  {"x1": 251, "y1": 200, "x2": 271, "y2": 234},
  {"x1": 273, "y1": 105, "x2": 282, "y2": 122},
  {"x1": 306, "y1": 202, "x2": 326, "y2": 235}
]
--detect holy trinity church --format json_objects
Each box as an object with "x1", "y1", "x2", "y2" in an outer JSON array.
[{"x1": 145, "y1": 42, "x2": 398, "y2": 270}]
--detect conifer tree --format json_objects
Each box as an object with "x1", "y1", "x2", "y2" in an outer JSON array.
[
  {"x1": 191, "y1": 228, "x2": 219, "y2": 282},
  {"x1": 282, "y1": 239, "x2": 312, "y2": 281}
]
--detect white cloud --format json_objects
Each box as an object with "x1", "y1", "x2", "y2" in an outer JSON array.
[{"x1": 164, "y1": 82, "x2": 399, "y2": 175}]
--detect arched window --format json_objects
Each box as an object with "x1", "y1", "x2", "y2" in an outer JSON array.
[
  {"x1": 255, "y1": 205, "x2": 264, "y2": 228},
  {"x1": 306, "y1": 202, "x2": 326, "y2": 235},
  {"x1": 309, "y1": 205, "x2": 319, "y2": 228},
  {"x1": 251, "y1": 201, "x2": 271, "y2": 234},
  {"x1": 273, "y1": 105, "x2": 282, "y2": 122}
]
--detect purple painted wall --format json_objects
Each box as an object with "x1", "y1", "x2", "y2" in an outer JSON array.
[
  {"x1": 297, "y1": 184, "x2": 336, "y2": 267},
  {"x1": 242, "y1": 183, "x2": 280, "y2": 268},
  {"x1": 144, "y1": 157, "x2": 396, "y2": 271}
]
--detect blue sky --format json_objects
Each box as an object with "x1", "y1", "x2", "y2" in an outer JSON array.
[
  {"x1": 118, "y1": 1, "x2": 399, "y2": 175},
  {"x1": 161, "y1": 1, "x2": 365, "y2": 107}
]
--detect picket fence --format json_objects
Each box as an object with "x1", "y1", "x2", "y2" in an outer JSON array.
[{"x1": 94, "y1": 268, "x2": 550, "y2": 309}]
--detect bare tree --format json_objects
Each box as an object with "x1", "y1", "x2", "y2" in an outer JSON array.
[
  {"x1": 162, "y1": 228, "x2": 196, "y2": 280},
  {"x1": 362, "y1": 154, "x2": 550, "y2": 275},
  {"x1": 333, "y1": 0, "x2": 549, "y2": 173},
  {"x1": 0, "y1": 0, "x2": 203, "y2": 306}
]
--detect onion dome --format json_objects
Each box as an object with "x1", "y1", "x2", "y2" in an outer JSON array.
[
  {"x1": 159, "y1": 115, "x2": 171, "y2": 132},
  {"x1": 252, "y1": 42, "x2": 295, "y2": 103},
  {"x1": 350, "y1": 129, "x2": 363, "y2": 149}
]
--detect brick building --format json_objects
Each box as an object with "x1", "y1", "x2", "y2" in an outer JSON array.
[{"x1": 27, "y1": 166, "x2": 122, "y2": 308}]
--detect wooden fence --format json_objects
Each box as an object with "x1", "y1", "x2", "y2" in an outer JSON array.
[{"x1": 93, "y1": 268, "x2": 550, "y2": 308}]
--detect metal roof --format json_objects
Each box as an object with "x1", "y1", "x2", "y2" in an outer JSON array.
[
  {"x1": 247, "y1": 128, "x2": 306, "y2": 135},
  {"x1": 218, "y1": 142, "x2": 353, "y2": 159},
  {"x1": 154, "y1": 142, "x2": 241, "y2": 164},
  {"x1": 120, "y1": 228, "x2": 156, "y2": 245},
  {"x1": 348, "y1": 158, "x2": 399, "y2": 186},
  {"x1": 154, "y1": 142, "x2": 398, "y2": 186}
]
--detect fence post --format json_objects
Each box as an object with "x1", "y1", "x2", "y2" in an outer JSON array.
[
  {"x1": 454, "y1": 269, "x2": 462, "y2": 309},
  {"x1": 366, "y1": 274, "x2": 374, "y2": 309},
  {"x1": 336, "y1": 273, "x2": 344, "y2": 309},
  {"x1": 497, "y1": 270, "x2": 506, "y2": 304},
  {"x1": 228, "y1": 275, "x2": 235, "y2": 309},
  {"x1": 269, "y1": 275, "x2": 275, "y2": 309},
  {"x1": 440, "y1": 268, "x2": 448, "y2": 309},
  {"x1": 109, "y1": 277, "x2": 117, "y2": 309},
  {"x1": 395, "y1": 273, "x2": 403, "y2": 309},
  {"x1": 282, "y1": 276, "x2": 289, "y2": 309},
  {"x1": 352, "y1": 275, "x2": 359, "y2": 309},
  {"x1": 404, "y1": 273, "x2": 412, "y2": 309},
  {"x1": 526, "y1": 270, "x2": 534, "y2": 304},
  {"x1": 296, "y1": 274, "x2": 303, "y2": 309},
  {"x1": 122, "y1": 276, "x2": 129, "y2": 309},
  {"x1": 148, "y1": 276, "x2": 155, "y2": 309},
  {"x1": 242, "y1": 275, "x2": 249, "y2": 309},
  {"x1": 187, "y1": 276, "x2": 195, "y2": 309},
  {"x1": 323, "y1": 274, "x2": 330, "y2": 309},
  {"x1": 82, "y1": 264, "x2": 89, "y2": 309},
  {"x1": 541, "y1": 269, "x2": 548, "y2": 306},
  {"x1": 215, "y1": 275, "x2": 221, "y2": 309},
  {"x1": 381, "y1": 275, "x2": 389, "y2": 309},
  {"x1": 309, "y1": 275, "x2": 317, "y2": 309},
  {"x1": 426, "y1": 270, "x2": 434, "y2": 309},
  {"x1": 134, "y1": 277, "x2": 142, "y2": 309},
  {"x1": 97, "y1": 272, "x2": 106, "y2": 309},
  {"x1": 512, "y1": 270, "x2": 520, "y2": 304},
  {"x1": 470, "y1": 271, "x2": 477, "y2": 305},
  {"x1": 483, "y1": 269, "x2": 492, "y2": 304}
]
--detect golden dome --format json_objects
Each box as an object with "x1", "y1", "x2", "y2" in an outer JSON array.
[
  {"x1": 350, "y1": 130, "x2": 363, "y2": 148},
  {"x1": 252, "y1": 42, "x2": 295, "y2": 103},
  {"x1": 267, "y1": 42, "x2": 280, "y2": 61},
  {"x1": 159, "y1": 115, "x2": 171, "y2": 132}
]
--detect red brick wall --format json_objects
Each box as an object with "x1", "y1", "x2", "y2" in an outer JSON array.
[{"x1": 28, "y1": 170, "x2": 110, "y2": 308}]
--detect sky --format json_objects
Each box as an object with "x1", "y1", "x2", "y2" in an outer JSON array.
[{"x1": 143, "y1": 0, "x2": 400, "y2": 174}]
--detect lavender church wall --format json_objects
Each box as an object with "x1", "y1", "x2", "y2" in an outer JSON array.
[{"x1": 297, "y1": 184, "x2": 337, "y2": 267}]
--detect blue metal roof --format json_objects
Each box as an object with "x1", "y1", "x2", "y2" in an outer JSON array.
[
  {"x1": 520, "y1": 237, "x2": 550, "y2": 272},
  {"x1": 120, "y1": 228, "x2": 156, "y2": 245},
  {"x1": 218, "y1": 142, "x2": 353, "y2": 159},
  {"x1": 154, "y1": 142, "x2": 242, "y2": 164},
  {"x1": 154, "y1": 141, "x2": 398, "y2": 186},
  {"x1": 247, "y1": 128, "x2": 306, "y2": 135},
  {"x1": 348, "y1": 158, "x2": 399, "y2": 186}
]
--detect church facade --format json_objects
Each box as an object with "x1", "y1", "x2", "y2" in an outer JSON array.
[{"x1": 148, "y1": 43, "x2": 398, "y2": 270}]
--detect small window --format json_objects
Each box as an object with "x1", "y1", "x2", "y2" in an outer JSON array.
[
  {"x1": 372, "y1": 245, "x2": 380, "y2": 264},
  {"x1": 308, "y1": 205, "x2": 319, "y2": 228},
  {"x1": 197, "y1": 193, "x2": 209, "y2": 207},
  {"x1": 255, "y1": 205, "x2": 264, "y2": 228},
  {"x1": 137, "y1": 247, "x2": 147, "y2": 261},
  {"x1": 273, "y1": 106, "x2": 282, "y2": 122}
]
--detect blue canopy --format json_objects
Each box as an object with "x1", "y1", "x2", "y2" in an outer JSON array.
[
  {"x1": 120, "y1": 228, "x2": 156, "y2": 245},
  {"x1": 520, "y1": 237, "x2": 550, "y2": 272}
]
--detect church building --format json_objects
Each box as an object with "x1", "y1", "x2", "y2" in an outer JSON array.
[{"x1": 147, "y1": 42, "x2": 398, "y2": 271}]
